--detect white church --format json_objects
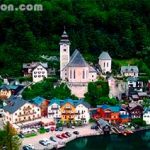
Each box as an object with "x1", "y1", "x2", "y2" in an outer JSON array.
[{"x1": 59, "y1": 30, "x2": 112, "y2": 98}]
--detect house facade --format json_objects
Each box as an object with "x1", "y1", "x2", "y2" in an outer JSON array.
[
  {"x1": 127, "y1": 102, "x2": 143, "y2": 119},
  {"x1": 31, "y1": 96, "x2": 49, "y2": 117},
  {"x1": 48, "y1": 98, "x2": 90, "y2": 124},
  {"x1": 121, "y1": 66, "x2": 139, "y2": 77},
  {"x1": 143, "y1": 108, "x2": 150, "y2": 125},
  {"x1": 48, "y1": 98, "x2": 61, "y2": 121},
  {"x1": 98, "y1": 51, "x2": 112, "y2": 73},
  {"x1": 3, "y1": 97, "x2": 41, "y2": 124},
  {"x1": 60, "y1": 30, "x2": 98, "y2": 98},
  {"x1": 23, "y1": 62, "x2": 48, "y2": 83}
]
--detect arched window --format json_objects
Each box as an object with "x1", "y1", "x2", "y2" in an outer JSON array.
[
  {"x1": 104, "y1": 62, "x2": 105, "y2": 67},
  {"x1": 74, "y1": 70, "x2": 76, "y2": 79}
]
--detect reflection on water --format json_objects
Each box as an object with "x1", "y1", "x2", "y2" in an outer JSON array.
[{"x1": 65, "y1": 130, "x2": 150, "y2": 150}]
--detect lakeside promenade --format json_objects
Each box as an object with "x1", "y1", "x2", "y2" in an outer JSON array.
[{"x1": 22, "y1": 124, "x2": 150, "y2": 150}]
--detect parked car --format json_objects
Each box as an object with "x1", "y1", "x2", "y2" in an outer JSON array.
[
  {"x1": 73, "y1": 131, "x2": 79, "y2": 135},
  {"x1": 65, "y1": 132, "x2": 71, "y2": 137},
  {"x1": 18, "y1": 133, "x2": 24, "y2": 138},
  {"x1": 50, "y1": 127, "x2": 55, "y2": 131},
  {"x1": 39, "y1": 140, "x2": 49, "y2": 146},
  {"x1": 45, "y1": 128, "x2": 50, "y2": 132},
  {"x1": 22, "y1": 146, "x2": 32, "y2": 150},
  {"x1": 61, "y1": 133, "x2": 68, "y2": 138},
  {"x1": 56, "y1": 134, "x2": 63, "y2": 139},
  {"x1": 58, "y1": 127, "x2": 63, "y2": 131},
  {"x1": 26, "y1": 144, "x2": 34, "y2": 149},
  {"x1": 55, "y1": 127, "x2": 59, "y2": 131},
  {"x1": 71, "y1": 126, "x2": 75, "y2": 129},
  {"x1": 50, "y1": 136, "x2": 56, "y2": 142}
]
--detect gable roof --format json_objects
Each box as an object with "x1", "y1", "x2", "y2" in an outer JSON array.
[
  {"x1": 97, "y1": 104, "x2": 121, "y2": 112},
  {"x1": 67, "y1": 49, "x2": 88, "y2": 67},
  {"x1": 99, "y1": 51, "x2": 111, "y2": 60},
  {"x1": 3, "y1": 97, "x2": 27, "y2": 114},
  {"x1": 121, "y1": 66, "x2": 139, "y2": 73},
  {"x1": 49, "y1": 98, "x2": 61, "y2": 106},
  {"x1": 97, "y1": 119, "x2": 110, "y2": 127},
  {"x1": 23, "y1": 62, "x2": 48, "y2": 69},
  {"x1": 31, "y1": 96, "x2": 46, "y2": 106}
]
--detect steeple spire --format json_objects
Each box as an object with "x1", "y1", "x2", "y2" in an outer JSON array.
[{"x1": 59, "y1": 27, "x2": 70, "y2": 45}]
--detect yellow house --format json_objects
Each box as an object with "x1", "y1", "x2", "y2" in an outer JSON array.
[{"x1": 60, "y1": 100, "x2": 76, "y2": 122}]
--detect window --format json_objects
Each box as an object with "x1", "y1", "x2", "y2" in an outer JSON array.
[
  {"x1": 34, "y1": 72, "x2": 37, "y2": 74},
  {"x1": 83, "y1": 70, "x2": 85, "y2": 79},
  {"x1": 42, "y1": 72, "x2": 45, "y2": 74},
  {"x1": 64, "y1": 49, "x2": 66, "y2": 52},
  {"x1": 38, "y1": 72, "x2": 41, "y2": 74},
  {"x1": 107, "y1": 62, "x2": 109, "y2": 67},
  {"x1": 34, "y1": 75, "x2": 37, "y2": 78},
  {"x1": 104, "y1": 62, "x2": 105, "y2": 67},
  {"x1": 74, "y1": 70, "x2": 76, "y2": 79},
  {"x1": 38, "y1": 75, "x2": 41, "y2": 77},
  {"x1": 70, "y1": 70, "x2": 72, "y2": 79}
]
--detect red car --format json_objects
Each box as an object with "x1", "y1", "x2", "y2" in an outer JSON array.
[
  {"x1": 61, "y1": 133, "x2": 68, "y2": 138},
  {"x1": 50, "y1": 127, "x2": 55, "y2": 131},
  {"x1": 56, "y1": 134, "x2": 63, "y2": 139}
]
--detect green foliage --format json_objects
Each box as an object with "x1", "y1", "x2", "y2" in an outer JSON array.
[
  {"x1": 142, "y1": 98, "x2": 150, "y2": 108},
  {"x1": 96, "y1": 97, "x2": 119, "y2": 106},
  {"x1": 89, "y1": 118, "x2": 96, "y2": 123},
  {"x1": 0, "y1": 122, "x2": 21, "y2": 150},
  {"x1": 22, "y1": 78, "x2": 74, "y2": 100},
  {"x1": 18, "y1": 76, "x2": 32, "y2": 83},
  {"x1": 0, "y1": 0, "x2": 150, "y2": 76},
  {"x1": 24, "y1": 133, "x2": 37, "y2": 138},
  {"x1": 38, "y1": 127, "x2": 46, "y2": 134},
  {"x1": 84, "y1": 80, "x2": 109, "y2": 107},
  {"x1": 131, "y1": 118, "x2": 146, "y2": 127}
]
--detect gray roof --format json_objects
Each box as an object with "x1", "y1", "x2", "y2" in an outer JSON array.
[
  {"x1": 89, "y1": 65, "x2": 97, "y2": 73},
  {"x1": 3, "y1": 96, "x2": 27, "y2": 114},
  {"x1": 121, "y1": 66, "x2": 139, "y2": 73},
  {"x1": 67, "y1": 49, "x2": 88, "y2": 67},
  {"x1": 59, "y1": 30, "x2": 70, "y2": 45},
  {"x1": 97, "y1": 119, "x2": 110, "y2": 127},
  {"x1": 127, "y1": 77, "x2": 138, "y2": 82},
  {"x1": 99, "y1": 51, "x2": 111, "y2": 60},
  {"x1": 23, "y1": 62, "x2": 48, "y2": 69}
]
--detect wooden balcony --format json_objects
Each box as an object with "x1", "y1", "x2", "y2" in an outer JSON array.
[{"x1": 18, "y1": 112, "x2": 36, "y2": 117}]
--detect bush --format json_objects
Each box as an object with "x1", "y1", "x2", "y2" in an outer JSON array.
[
  {"x1": 38, "y1": 127, "x2": 46, "y2": 134},
  {"x1": 131, "y1": 118, "x2": 146, "y2": 127},
  {"x1": 24, "y1": 133, "x2": 37, "y2": 138}
]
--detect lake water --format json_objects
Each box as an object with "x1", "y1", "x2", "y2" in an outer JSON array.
[{"x1": 63, "y1": 130, "x2": 150, "y2": 150}]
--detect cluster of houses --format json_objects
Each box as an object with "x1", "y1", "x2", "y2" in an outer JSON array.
[
  {"x1": 0, "y1": 29, "x2": 150, "y2": 132},
  {"x1": 2, "y1": 96, "x2": 90, "y2": 131}
]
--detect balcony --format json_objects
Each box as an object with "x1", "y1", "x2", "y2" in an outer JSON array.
[
  {"x1": 18, "y1": 112, "x2": 36, "y2": 117},
  {"x1": 51, "y1": 107, "x2": 59, "y2": 110},
  {"x1": 62, "y1": 112, "x2": 75, "y2": 115},
  {"x1": 64, "y1": 107, "x2": 71, "y2": 110}
]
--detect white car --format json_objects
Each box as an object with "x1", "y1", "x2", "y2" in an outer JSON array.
[{"x1": 27, "y1": 144, "x2": 34, "y2": 149}]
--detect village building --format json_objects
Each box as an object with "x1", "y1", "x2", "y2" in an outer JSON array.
[
  {"x1": 48, "y1": 98, "x2": 61, "y2": 121},
  {"x1": 22, "y1": 62, "x2": 48, "y2": 83},
  {"x1": 3, "y1": 96, "x2": 41, "y2": 125},
  {"x1": 127, "y1": 102, "x2": 143, "y2": 119},
  {"x1": 98, "y1": 51, "x2": 112, "y2": 73},
  {"x1": 0, "y1": 84, "x2": 24, "y2": 99},
  {"x1": 59, "y1": 30, "x2": 98, "y2": 98},
  {"x1": 121, "y1": 66, "x2": 139, "y2": 77},
  {"x1": 143, "y1": 108, "x2": 150, "y2": 125},
  {"x1": 30, "y1": 96, "x2": 49, "y2": 117}
]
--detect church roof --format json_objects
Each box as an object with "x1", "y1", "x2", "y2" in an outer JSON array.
[
  {"x1": 59, "y1": 30, "x2": 70, "y2": 45},
  {"x1": 99, "y1": 51, "x2": 111, "y2": 60},
  {"x1": 67, "y1": 49, "x2": 88, "y2": 67}
]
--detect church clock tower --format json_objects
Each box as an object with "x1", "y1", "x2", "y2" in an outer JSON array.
[{"x1": 59, "y1": 29, "x2": 70, "y2": 79}]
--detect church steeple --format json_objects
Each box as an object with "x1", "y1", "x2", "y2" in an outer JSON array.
[
  {"x1": 59, "y1": 27, "x2": 70, "y2": 45},
  {"x1": 60, "y1": 27, "x2": 70, "y2": 79}
]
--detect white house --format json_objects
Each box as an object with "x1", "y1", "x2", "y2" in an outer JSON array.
[
  {"x1": 32, "y1": 64, "x2": 48, "y2": 83},
  {"x1": 3, "y1": 96, "x2": 41, "y2": 124},
  {"x1": 143, "y1": 108, "x2": 150, "y2": 125},
  {"x1": 23, "y1": 62, "x2": 48, "y2": 83},
  {"x1": 60, "y1": 30, "x2": 98, "y2": 98},
  {"x1": 75, "y1": 101, "x2": 90, "y2": 124},
  {"x1": 48, "y1": 98, "x2": 61, "y2": 121},
  {"x1": 98, "y1": 51, "x2": 112, "y2": 73},
  {"x1": 121, "y1": 66, "x2": 139, "y2": 77}
]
